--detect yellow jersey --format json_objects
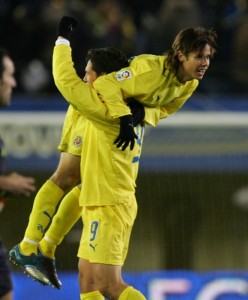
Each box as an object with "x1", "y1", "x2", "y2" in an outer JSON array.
[
  {"x1": 53, "y1": 43, "x2": 144, "y2": 206},
  {"x1": 93, "y1": 54, "x2": 199, "y2": 124}
]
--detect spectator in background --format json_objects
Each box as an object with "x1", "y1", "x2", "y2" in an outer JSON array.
[
  {"x1": 1, "y1": 0, "x2": 246, "y2": 95},
  {"x1": 0, "y1": 47, "x2": 36, "y2": 300},
  {"x1": 149, "y1": 0, "x2": 202, "y2": 54},
  {"x1": 0, "y1": 0, "x2": 138, "y2": 94},
  {"x1": 197, "y1": 0, "x2": 239, "y2": 63},
  {"x1": 196, "y1": 0, "x2": 245, "y2": 93},
  {"x1": 229, "y1": 0, "x2": 248, "y2": 91},
  {"x1": 68, "y1": 0, "x2": 138, "y2": 78}
]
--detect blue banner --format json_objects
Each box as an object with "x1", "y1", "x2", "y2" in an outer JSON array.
[
  {"x1": 2, "y1": 111, "x2": 248, "y2": 173},
  {"x1": 13, "y1": 270, "x2": 248, "y2": 299}
]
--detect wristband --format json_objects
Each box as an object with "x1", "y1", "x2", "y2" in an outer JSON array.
[{"x1": 55, "y1": 38, "x2": 70, "y2": 46}]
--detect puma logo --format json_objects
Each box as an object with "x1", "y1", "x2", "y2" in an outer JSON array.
[{"x1": 90, "y1": 243, "x2": 98, "y2": 252}]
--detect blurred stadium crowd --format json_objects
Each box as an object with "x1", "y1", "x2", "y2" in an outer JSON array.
[{"x1": 1, "y1": 0, "x2": 248, "y2": 95}]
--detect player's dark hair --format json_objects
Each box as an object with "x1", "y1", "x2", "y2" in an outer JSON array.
[
  {"x1": 0, "y1": 47, "x2": 9, "y2": 79},
  {"x1": 86, "y1": 47, "x2": 129, "y2": 75},
  {"x1": 166, "y1": 27, "x2": 218, "y2": 74}
]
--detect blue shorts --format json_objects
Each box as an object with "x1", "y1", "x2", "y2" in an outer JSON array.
[{"x1": 0, "y1": 237, "x2": 13, "y2": 297}]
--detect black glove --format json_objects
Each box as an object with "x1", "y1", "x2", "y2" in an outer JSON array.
[
  {"x1": 127, "y1": 98, "x2": 145, "y2": 126},
  {"x1": 114, "y1": 115, "x2": 138, "y2": 151},
  {"x1": 57, "y1": 16, "x2": 78, "y2": 40}
]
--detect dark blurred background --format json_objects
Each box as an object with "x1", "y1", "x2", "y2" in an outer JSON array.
[{"x1": 1, "y1": 0, "x2": 248, "y2": 96}]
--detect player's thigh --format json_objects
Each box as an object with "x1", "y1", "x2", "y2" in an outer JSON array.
[
  {"x1": 78, "y1": 258, "x2": 124, "y2": 292},
  {"x1": 56, "y1": 152, "x2": 80, "y2": 175},
  {"x1": 51, "y1": 152, "x2": 81, "y2": 188}
]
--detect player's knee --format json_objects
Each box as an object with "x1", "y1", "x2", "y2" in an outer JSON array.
[
  {"x1": 78, "y1": 270, "x2": 112, "y2": 297},
  {"x1": 94, "y1": 276, "x2": 126, "y2": 299},
  {"x1": 78, "y1": 261, "x2": 95, "y2": 292},
  {"x1": 51, "y1": 172, "x2": 79, "y2": 191},
  {"x1": 99, "y1": 282, "x2": 127, "y2": 299}
]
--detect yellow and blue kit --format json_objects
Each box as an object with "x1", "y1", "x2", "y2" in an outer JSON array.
[
  {"x1": 93, "y1": 54, "x2": 199, "y2": 126},
  {"x1": 53, "y1": 41, "x2": 144, "y2": 207},
  {"x1": 53, "y1": 40, "x2": 144, "y2": 264},
  {"x1": 58, "y1": 104, "x2": 86, "y2": 156}
]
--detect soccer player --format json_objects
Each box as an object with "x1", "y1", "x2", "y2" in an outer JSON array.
[
  {"x1": 52, "y1": 18, "x2": 147, "y2": 300},
  {"x1": 92, "y1": 22, "x2": 217, "y2": 150},
  {"x1": 0, "y1": 48, "x2": 36, "y2": 300},
  {"x1": 9, "y1": 46, "x2": 144, "y2": 289},
  {"x1": 50, "y1": 17, "x2": 217, "y2": 300}
]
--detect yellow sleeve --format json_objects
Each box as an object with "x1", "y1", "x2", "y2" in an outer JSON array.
[
  {"x1": 53, "y1": 44, "x2": 97, "y2": 112},
  {"x1": 144, "y1": 82, "x2": 198, "y2": 127},
  {"x1": 92, "y1": 56, "x2": 156, "y2": 118},
  {"x1": 53, "y1": 43, "x2": 120, "y2": 126},
  {"x1": 144, "y1": 107, "x2": 163, "y2": 127},
  {"x1": 160, "y1": 81, "x2": 198, "y2": 117},
  {"x1": 93, "y1": 71, "x2": 132, "y2": 118},
  {"x1": 53, "y1": 43, "x2": 132, "y2": 123}
]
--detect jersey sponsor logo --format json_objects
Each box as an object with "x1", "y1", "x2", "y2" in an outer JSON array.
[
  {"x1": 73, "y1": 136, "x2": 83, "y2": 147},
  {"x1": 116, "y1": 70, "x2": 132, "y2": 81}
]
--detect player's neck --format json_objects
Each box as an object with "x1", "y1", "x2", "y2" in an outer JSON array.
[{"x1": 176, "y1": 70, "x2": 186, "y2": 84}]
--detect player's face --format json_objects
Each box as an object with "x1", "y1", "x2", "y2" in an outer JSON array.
[
  {"x1": 0, "y1": 56, "x2": 16, "y2": 107},
  {"x1": 83, "y1": 60, "x2": 98, "y2": 86},
  {"x1": 178, "y1": 44, "x2": 212, "y2": 83}
]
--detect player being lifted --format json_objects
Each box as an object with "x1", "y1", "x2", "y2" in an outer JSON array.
[{"x1": 91, "y1": 18, "x2": 217, "y2": 150}]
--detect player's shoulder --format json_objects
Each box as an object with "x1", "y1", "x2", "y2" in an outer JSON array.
[
  {"x1": 185, "y1": 79, "x2": 199, "y2": 91},
  {"x1": 129, "y1": 54, "x2": 165, "y2": 71},
  {"x1": 130, "y1": 53, "x2": 164, "y2": 62},
  {"x1": 191, "y1": 79, "x2": 199, "y2": 87}
]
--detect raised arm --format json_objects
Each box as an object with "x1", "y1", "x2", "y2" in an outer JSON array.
[{"x1": 53, "y1": 16, "x2": 138, "y2": 150}]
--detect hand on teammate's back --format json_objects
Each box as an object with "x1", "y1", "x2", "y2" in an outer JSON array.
[
  {"x1": 127, "y1": 98, "x2": 145, "y2": 126},
  {"x1": 114, "y1": 115, "x2": 138, "y2": 151}
]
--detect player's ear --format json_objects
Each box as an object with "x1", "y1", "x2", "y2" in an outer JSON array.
[{"x1": 178, "y1": 51, "x2": 186, "y2": 63}]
